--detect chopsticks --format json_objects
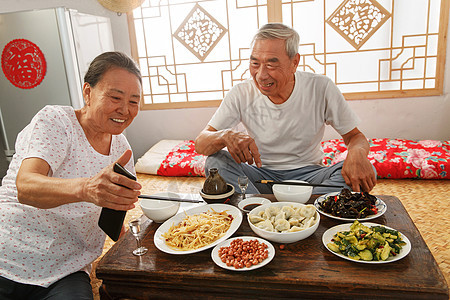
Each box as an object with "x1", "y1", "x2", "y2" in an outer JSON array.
[
  {"x1": 255, "y1": 180, "x2": 344, "y2": 188},
  {"x1": 138, "y1": 195, "x2": 203, "y2": 203}
]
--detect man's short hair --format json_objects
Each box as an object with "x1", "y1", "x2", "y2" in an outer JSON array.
[{"x1": 251, "y1": 23, "x2": 300, "y2": 59}]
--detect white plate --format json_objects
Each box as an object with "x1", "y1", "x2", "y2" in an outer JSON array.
[
  {"x1": 154, "y1": 203, "x2": 243, "y2": 255},
  {"x1": 211, "y1": 236, "x2": 275, "y2": 271},
  {"x1": 322, "y1": 222, "x2": 411, "y2": 264},
  {"x1": 314, "y1": 192, "x2": 387, "y2": 221}
]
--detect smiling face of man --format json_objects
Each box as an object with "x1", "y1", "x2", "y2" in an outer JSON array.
[{"x1": 249, "y1": 38, "x2": 300, "y2": 104}]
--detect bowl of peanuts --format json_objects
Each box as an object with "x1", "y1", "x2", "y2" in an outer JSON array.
[{"x1": 247, "y1": 202, "x2": 320, "y2": 243}]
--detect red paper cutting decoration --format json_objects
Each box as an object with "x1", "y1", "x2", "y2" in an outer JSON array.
[{"x1": 1, "y1": 39, "x2": 47, "y2": 89}]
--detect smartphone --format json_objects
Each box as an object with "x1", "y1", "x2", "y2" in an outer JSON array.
[{"x1": 98, "y1": 163, "x2": 136, "y2": 241}]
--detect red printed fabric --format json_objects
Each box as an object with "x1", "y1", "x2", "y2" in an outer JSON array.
[
  {"x1": 156, "y1": 139, "x2": 450, "y2": 179},
  {"x1": 321, "y1": 138, "x2": 450, "y2": 179},
  {"x1": 157, "y1": 140, "x2": 206, "y2": 177}
]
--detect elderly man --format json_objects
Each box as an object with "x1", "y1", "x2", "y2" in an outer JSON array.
[{"x1": 195, "y1": 23, "x2": 376, "y2": 195}]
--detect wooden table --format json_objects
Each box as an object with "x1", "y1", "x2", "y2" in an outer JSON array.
[{"x1": 96, "y1": 194, "x2": 449, "y2": 299}]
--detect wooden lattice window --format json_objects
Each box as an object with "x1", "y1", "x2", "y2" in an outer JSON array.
[{"x1": 128, "y1": 0, "x2": 449, "y2": 110}]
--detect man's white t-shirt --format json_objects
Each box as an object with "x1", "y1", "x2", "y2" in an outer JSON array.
[
  {"x1": 208, "y1": 71, "x2": 360, "y2": 170},
  {"x1": 0, "y1": 105, "x2": 134, "y2": 287}
]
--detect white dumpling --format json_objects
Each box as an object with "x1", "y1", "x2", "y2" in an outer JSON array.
[
  {"x1": 256, "y1": 219, "x2": 274, "y2": 232},
  {"x1": 288, "y1": 217, "x2": 300, "y2": 227},
  {"x1": 293, "y1": 206, "x2": 303, "y2": 215},
  {"x1": 290, "y1": 212, "x2": 305, "y2": 222},
  {"x1": 258, "y1": 210, "x2": 270, "y2": 220},
  {"x1": 274, "y1": 218, "x2": 290, "y2": 232},
  {"x1": 289, "y1": 225, "x2": 305, "y2": 232},
  {"x1": 300, "y1": 205, "x2": 316, "y2": 218},
  {"x1": 249, "y1": 214, "x2": 265, "y2": 224},
  {"x1": 274, "y1": 211, "x2": 286, "y2": 221},
  {"x1": 281, "y1": 206, "x2": 295, "y2": 219},
  {"x1": 265, "y1": 206, "x2": 280, "y2": 218},
  {"x1": 303, "y1": 217, "x2": 316, "y2": 228}
]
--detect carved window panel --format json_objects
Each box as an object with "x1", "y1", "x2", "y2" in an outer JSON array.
[
  {"x1": 282, "y1": 0, "x2": 448, "y2": 99},
  {"x1": 130, "y1": 0, "x2": 268, "y2": 109},
  {"x1": 129, "y1": 0, "x2": 449, "y2": 109}
]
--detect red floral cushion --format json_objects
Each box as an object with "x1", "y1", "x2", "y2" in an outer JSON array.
[
  {"x1": 321, "y1": 138, "x2": 450, "y2": 179},
  {"x1": 157, "y1": 140, "x2": 206, "y2": 177},
  {"x1": 149, "y1": 139, "x2": 450, "y2": 179}
]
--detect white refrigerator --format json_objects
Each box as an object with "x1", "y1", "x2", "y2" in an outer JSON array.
[{"x1": 0, "y1": 7, "x2": 114, "y2": 177}]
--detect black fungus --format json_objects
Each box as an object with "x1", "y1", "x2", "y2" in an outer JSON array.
[{"x1": 319, "y1": 188, "x2": 378, "y2": 219}]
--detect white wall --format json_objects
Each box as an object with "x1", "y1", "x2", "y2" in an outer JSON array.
[{"x1": 1, "y1": 0, "x2": 449, "y2": 162}]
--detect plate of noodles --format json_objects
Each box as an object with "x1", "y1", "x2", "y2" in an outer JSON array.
[{"x1": 154, "y1": 204, "x2": 243, "y2": 254}]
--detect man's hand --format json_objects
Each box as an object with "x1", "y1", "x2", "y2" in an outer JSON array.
[
  {"x1": 222, "y1": 130, "x2": 262, "y2": 167},
  {"x1": 341, "y1": 128, "x2": 376, "y2": 193},
  {"x1": 341, "y1": 148, "x2": 376, "y2": 192},
  {"x1": 195, "y1": 125, "x2": 262, "y2": 167}
]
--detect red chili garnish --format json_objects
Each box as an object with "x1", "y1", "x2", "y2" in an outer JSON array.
[
  {"x1": 361, "y1": 233, "x2": 366, "y2": 238},
  {"x1": 371, "y1": 205, "x2": 378, "y2": 214}
]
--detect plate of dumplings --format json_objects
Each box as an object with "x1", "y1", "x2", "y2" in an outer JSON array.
[{"x1": 247, "y1": 202, "x2": 320, "y2": 243}]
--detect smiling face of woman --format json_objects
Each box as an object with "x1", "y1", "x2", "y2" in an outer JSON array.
[{"x1": 82, "y1": 67, "x2": 142, "y2": 137}]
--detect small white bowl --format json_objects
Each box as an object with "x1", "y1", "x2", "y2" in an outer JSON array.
[
  {"x1": 238, "y1": 197, "x2": 271, "y2": 213},
  {"x1": 140, "y1": 192, "x2": 181, "y2": 223},
  {"x1": 272, "y1": 180, "x2": 313, "y2": 204},
  {"x1": 248, "y1": 202, "x2": 320, "y2": 243}
]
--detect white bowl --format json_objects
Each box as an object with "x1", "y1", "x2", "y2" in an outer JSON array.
[
  {"x1": 140, "y1": 192, "x2": 181, "y2": 223},
  {"x1": 272, "y1": 180, "x2": 313, "y2": 203},
  {"x1": 247, "y1": 202, "x2": 320, "y2": 243},
  {"x1": 237, "y1": 197, "x2": 271, "y2": 213}
]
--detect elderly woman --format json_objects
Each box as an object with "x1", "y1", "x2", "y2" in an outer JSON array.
[{"x1": 0, "y1": 52, "x2": 142, "y2": 299}]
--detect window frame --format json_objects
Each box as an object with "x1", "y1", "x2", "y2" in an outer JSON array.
[{"x1": 127, "y1": 0, "x2": 449, "y2": 110}]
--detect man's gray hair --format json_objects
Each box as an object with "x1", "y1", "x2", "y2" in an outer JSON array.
[{"x1": 251, "y1": 23, "x2": 299, "y2": 59}]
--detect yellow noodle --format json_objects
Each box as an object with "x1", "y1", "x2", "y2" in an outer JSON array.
[{"x1": 162, "y1": 208, "x2": 233, "y2": 250}]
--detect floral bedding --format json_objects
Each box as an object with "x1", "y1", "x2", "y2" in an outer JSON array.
[
  {"x1": 322, "y1": 138, "x2": 450, "y2": 179},
  {"x1": 136, "y1": 139, "x2": 450, "y2": 179},
  {"x1": 156, "y1": 140, "x2": 206, "y2": 177}
]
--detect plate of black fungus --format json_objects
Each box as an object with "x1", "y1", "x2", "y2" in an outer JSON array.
[{"x1": 314, "y1": 188, "x2": 386, "y2": 221}]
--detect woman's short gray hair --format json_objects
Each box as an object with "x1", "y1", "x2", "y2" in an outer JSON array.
[
  {"x1": 84, "y1": 51, "x2": 142, "y2": 87},
  {"x1": 251, "y1": 23, "x2": 299, "y2": 59}
]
